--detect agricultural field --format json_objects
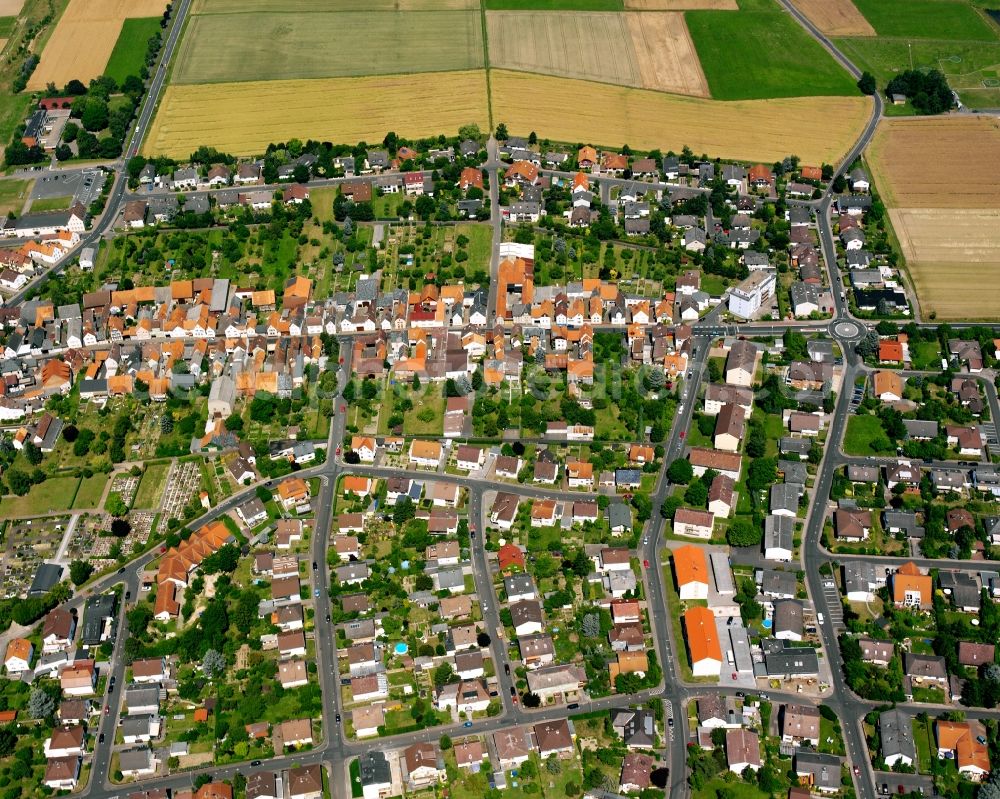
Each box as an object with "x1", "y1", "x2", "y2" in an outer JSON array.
[
  {"x1": 866, "y1": 117, "x2": 1000, "y2": 208},
  {"x1": 192, "y1": 0, "x2": 477, "y2": 9},
  {"x1": 28, "y1": 0, "x2": 167, "y2": 89},
  {"x1": 0, "y1": 15, "x2": 17, "y2": 36},
  {"x1": 172, "y1": 10, "x2": 484, "y2": 84},
  {"x1": 788, "y1": 0, "x2": 874, "y2": 36},
  {"x1": 490, "y1": 70, "x2": 872, "y2": 164},
  {"x1": 143, "y1": 71, "x2": 490, "y2": 157},
  {"x1": 483, "y1": 0, "x2": 623, "y2": 8},
  {"x1": 486, "y1": 11, "x2": 706, "y2": 95},
  {"x1": 891, "y1": 208, "x2": 1000, "y2": 320},
  {"x1": 685, "y1": 0, "x2": 859, "y2": 99},
  {"x1": 867, "y1": 117, "x2": 1000, "y2": 320},
  {"x1": 103, "y1": 16, "x2": 161, "y2": 84},
  {"x1": 487, "y1": 12, "x2": 639, "y2": 87},
  {"x1": 625, "y1": 12, "x2": 708, "y2": 95},
  {"x1": 625, "y1": 0, "x2": 735, "y2": 7},
  {"x1": 851, "y1": 0, "x2": 997, "y2": 40}
]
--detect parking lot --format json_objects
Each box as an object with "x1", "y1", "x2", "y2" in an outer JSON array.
[{"x1": 30, "y1": 168, "x2": 105, "y2": 207}]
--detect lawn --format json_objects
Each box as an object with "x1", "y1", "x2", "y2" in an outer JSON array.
[
  {"x1": 29, "y1": 195, "x2": 72, "y2": 212},
  {"x1": 0, "y1": 476, "x2": 81, "y2": 519},
  {"x1": 0, "y1": 93, "x2": 31, "y2": 146},
  {"x1": 851, "y1": 0, "x2": 997, "y2": 40},
  {"x1": 912, "y1": 716, "x2": 934, "y2": 773},
  {"x1": 910, "y1": 340, "x2": 942, "y2": 371},
  {"x1": 685, "y1": 0, "x2": 859, "y2": 99},
  {"x1": 843, "y1": 414, "x2": 894, "y2": 456},
  {"x1": 0, "y1": 178, "x2": 31, "y2": 216},
  {"x1": 399, "y1": 383, "x2": 445, "y2": 435},
  {"x1": 72, "y1": 474, "x2": 108, "y2": 509},
  {"x1": 693, "y1": 777, "x2": 770, "y2": 799},
  {"x1": 104, "y1": 17, "x2": 162, "y2": 84},
  {"x1": 133, "y1": 462, "x2": 171, "y2": 509}
]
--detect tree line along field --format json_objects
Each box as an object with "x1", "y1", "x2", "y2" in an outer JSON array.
[
  {"x1": 171, "y1": 10, "x2": 484, "y2": 84},
  {"x1": 866, "y1": 117, "x2": 1000, "y2": 321},
  {"x1": 487, "y1": 11, "x2": 707, "y2": 96},
  {"x1": 143, "y1": 72, "x2": 490, "y2": 157},
  {"x1": 28, "y1": 0, "x2": 167, "y2": 89},
  {"x1": 685, "y1": 0, "x2": 860, "y2": 99}
]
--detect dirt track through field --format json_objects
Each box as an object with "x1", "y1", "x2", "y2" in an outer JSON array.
[
  {"x1": 627, "y1": 12, "x2": 709, "y2": 97},
  {"x1": 788, "y1": 0, "x2": 874, "y2": 36},
  {"x1": 29, "y1": 0, "x2": 167, "y2": 89}
]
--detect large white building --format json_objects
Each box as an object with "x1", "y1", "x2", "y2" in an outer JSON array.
[{"x1": 728, "y1": 270, "x2": 775, "y2": 320}]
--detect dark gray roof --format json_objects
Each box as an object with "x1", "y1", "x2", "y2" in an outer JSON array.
[{"x1": 29, "y1": 563, "x2": 63, "y2": 597}]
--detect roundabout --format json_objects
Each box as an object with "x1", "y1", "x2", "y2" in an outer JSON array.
[{"x1": 831, "y1": 319, "x2": 865, "y2": 341}]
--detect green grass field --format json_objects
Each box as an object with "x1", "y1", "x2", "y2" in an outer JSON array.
[
  {"x1": 72, "y1": 474, "x2": 109, "y2": 509},
  {"x1": 852, "y1": 0, "x2": 997, "y2": 40},
  {"x1": 104, "y1": 18, "x2": 162, "y2": 85},
  {"x1": 835, "y1": 35, "x2": 1000, "y2": 109},
  {"x1": 172, "y1": 10, "x2": 484, "y2": 84},
  {"x1": 134, "y1": 462, "x2": 171, "y2": 509},
  {"x1": 843, "y1": 415, "x2": 895, "y2": 456},
  {"x1": 686, "y1": 0, "x2": 858, "y2": 99},
  {"x1": 29, "y1": 195, "x2": 72, "y2": 212},
  {"x1": 0, "y1": 17, "x2": 17, "y2": 38},
  {"x1": 0, "y1": 178, "x2": 31, "y2": 216},
  {"x1": 483, "y1": 0, "x2": 622, "y2": 9},
  {"x1": 0, "y1": 476, "x2": 81, "y2": 519}
]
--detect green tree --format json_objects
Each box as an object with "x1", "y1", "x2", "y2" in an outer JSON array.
[
  {"x1": 857, "y1": 71, "x2": 876, "y2": 95},
  {"x1": 667, "y1": 458, "x2": 693, "y2": 485},
  {"x1": 69, "y1": 560, "x2": 93, "y2": 586}
]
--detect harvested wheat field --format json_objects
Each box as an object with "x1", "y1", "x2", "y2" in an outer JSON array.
[
  {"x1": 868, "y1": 117, "x2": 1000, "y2": 208},
  {"x1": 893, "y1": 208, "x2": 1000, "y2": 319},
  {"x1": 143, "y1": 71, "x2": 490, "y2": 158},
  {"x1": 788, "y1": 0, "x2": 874, "y2": 36},
  {"x1": 491, "y1": 70, "x2": 871, "y2": 164},
  {"x1": 0, "y1": 0, "x2": 24, "y2": 15},
  {"x1": 29, "y1": 0, "x2": 167, "y2": 89},
  {"x1": 487, "y1": 12, "x2": 640, "y2": 87},
  {"x1": 626, "y1": 12, "x2": 708, "y2": 96},
  {"x1": 624, "y1": 0, "x2": 736, "y2": 8}
]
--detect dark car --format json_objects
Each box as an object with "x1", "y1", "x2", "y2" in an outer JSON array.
[
  {"x1": 117, "y1": 567, "x2": 125, "y2": 574},
  {"x1": 98, "y1": 733, "x2": 104, "y2": 744},
  {"x1": 336, "y1": 713, "x2": 341, "y2": 723},
  {"x1": 125, "y1": 590, "x2": 131, "y2": 601},
  {"x1": 312, "y1": 561, "x2": 318, "y2": 570},
  {"x1": 567, "y1": 703, "x2": 579, "y2": 710},
  {"x1": 251, "y1": 760, "x2": 262, "y2": 767},
  {"x1": 510, "y1": 686, "x2": 516, "y2": 696},
  {"x1": 504, "y1": 663, "x2": 510, "y2": 675}
]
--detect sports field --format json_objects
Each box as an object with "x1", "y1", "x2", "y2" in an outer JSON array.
[
  {"x1": 104, "y1": 17, "x2": 161, "y2": 84},
  {"x1": 867, "y1": 117, "x2": 1000, "y2": 320},
  {"x1": 788, "y1": 0, "x2": 873, "y2": 36},
  {"x1": 685, "y1": 0, "x2": 858, "y2": 99},
  {"x1": 144, "y1": 71, "x2": 490, "y2": 157},
  {"x1": 851, "y1": 0, "x2": 996, "y2": 40},
  {"x1": 491, "y1": 70, "x2": 871, "y2": 163},
  {"x1": 29, "y1": 0, "x2": 167, "y2": 89},
  {"x1": 867, "y1": 117, "x2": 1000, "y2": 208},
  {"x1": 172, "y1": 10, "x2": 483, "y2": 84}
]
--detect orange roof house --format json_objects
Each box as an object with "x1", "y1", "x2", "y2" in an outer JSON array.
[
  {"x1": 498, "y1": 543, "x2": 525, "y2": 572},
  {"x1": 277, "y1": 477, "x2": 309, "y2": 506},
  {"x1": 342, "y1": 476, "x2": 373, "y2": 497},
  {"x1": 892, "y1": 562, "x2": 932, "y2": 610},
  {"x1": 874, "y1": 370, "x2": 904, "y2": 400},
  {"x1": 683, "y1": 607, "x2": 722, "y2": 676},
  {"x1": 673, "y1": 545, "x2": 709, "y2": 599},
  {"x1": 41, "y1": 359, "x2": 72, "y2": 391},
  {"x1": 879, "y1": 340, "x2": 904, "y2": 363},
  {"x1": 800, "y1": 165, "x2": 822, "y2": 181},
  {"x1": 578, "y1": 146, "x2": 597, "y2": 167},
  {"x1": 458, "y1": 167, "x2": 483, "y2": 191},
  {"x1": 283, "y1": 276, "x2": 313, "y2": 308},
  {"x1": 504, "y1": 161, "x2": 538, "y2": 185}
]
